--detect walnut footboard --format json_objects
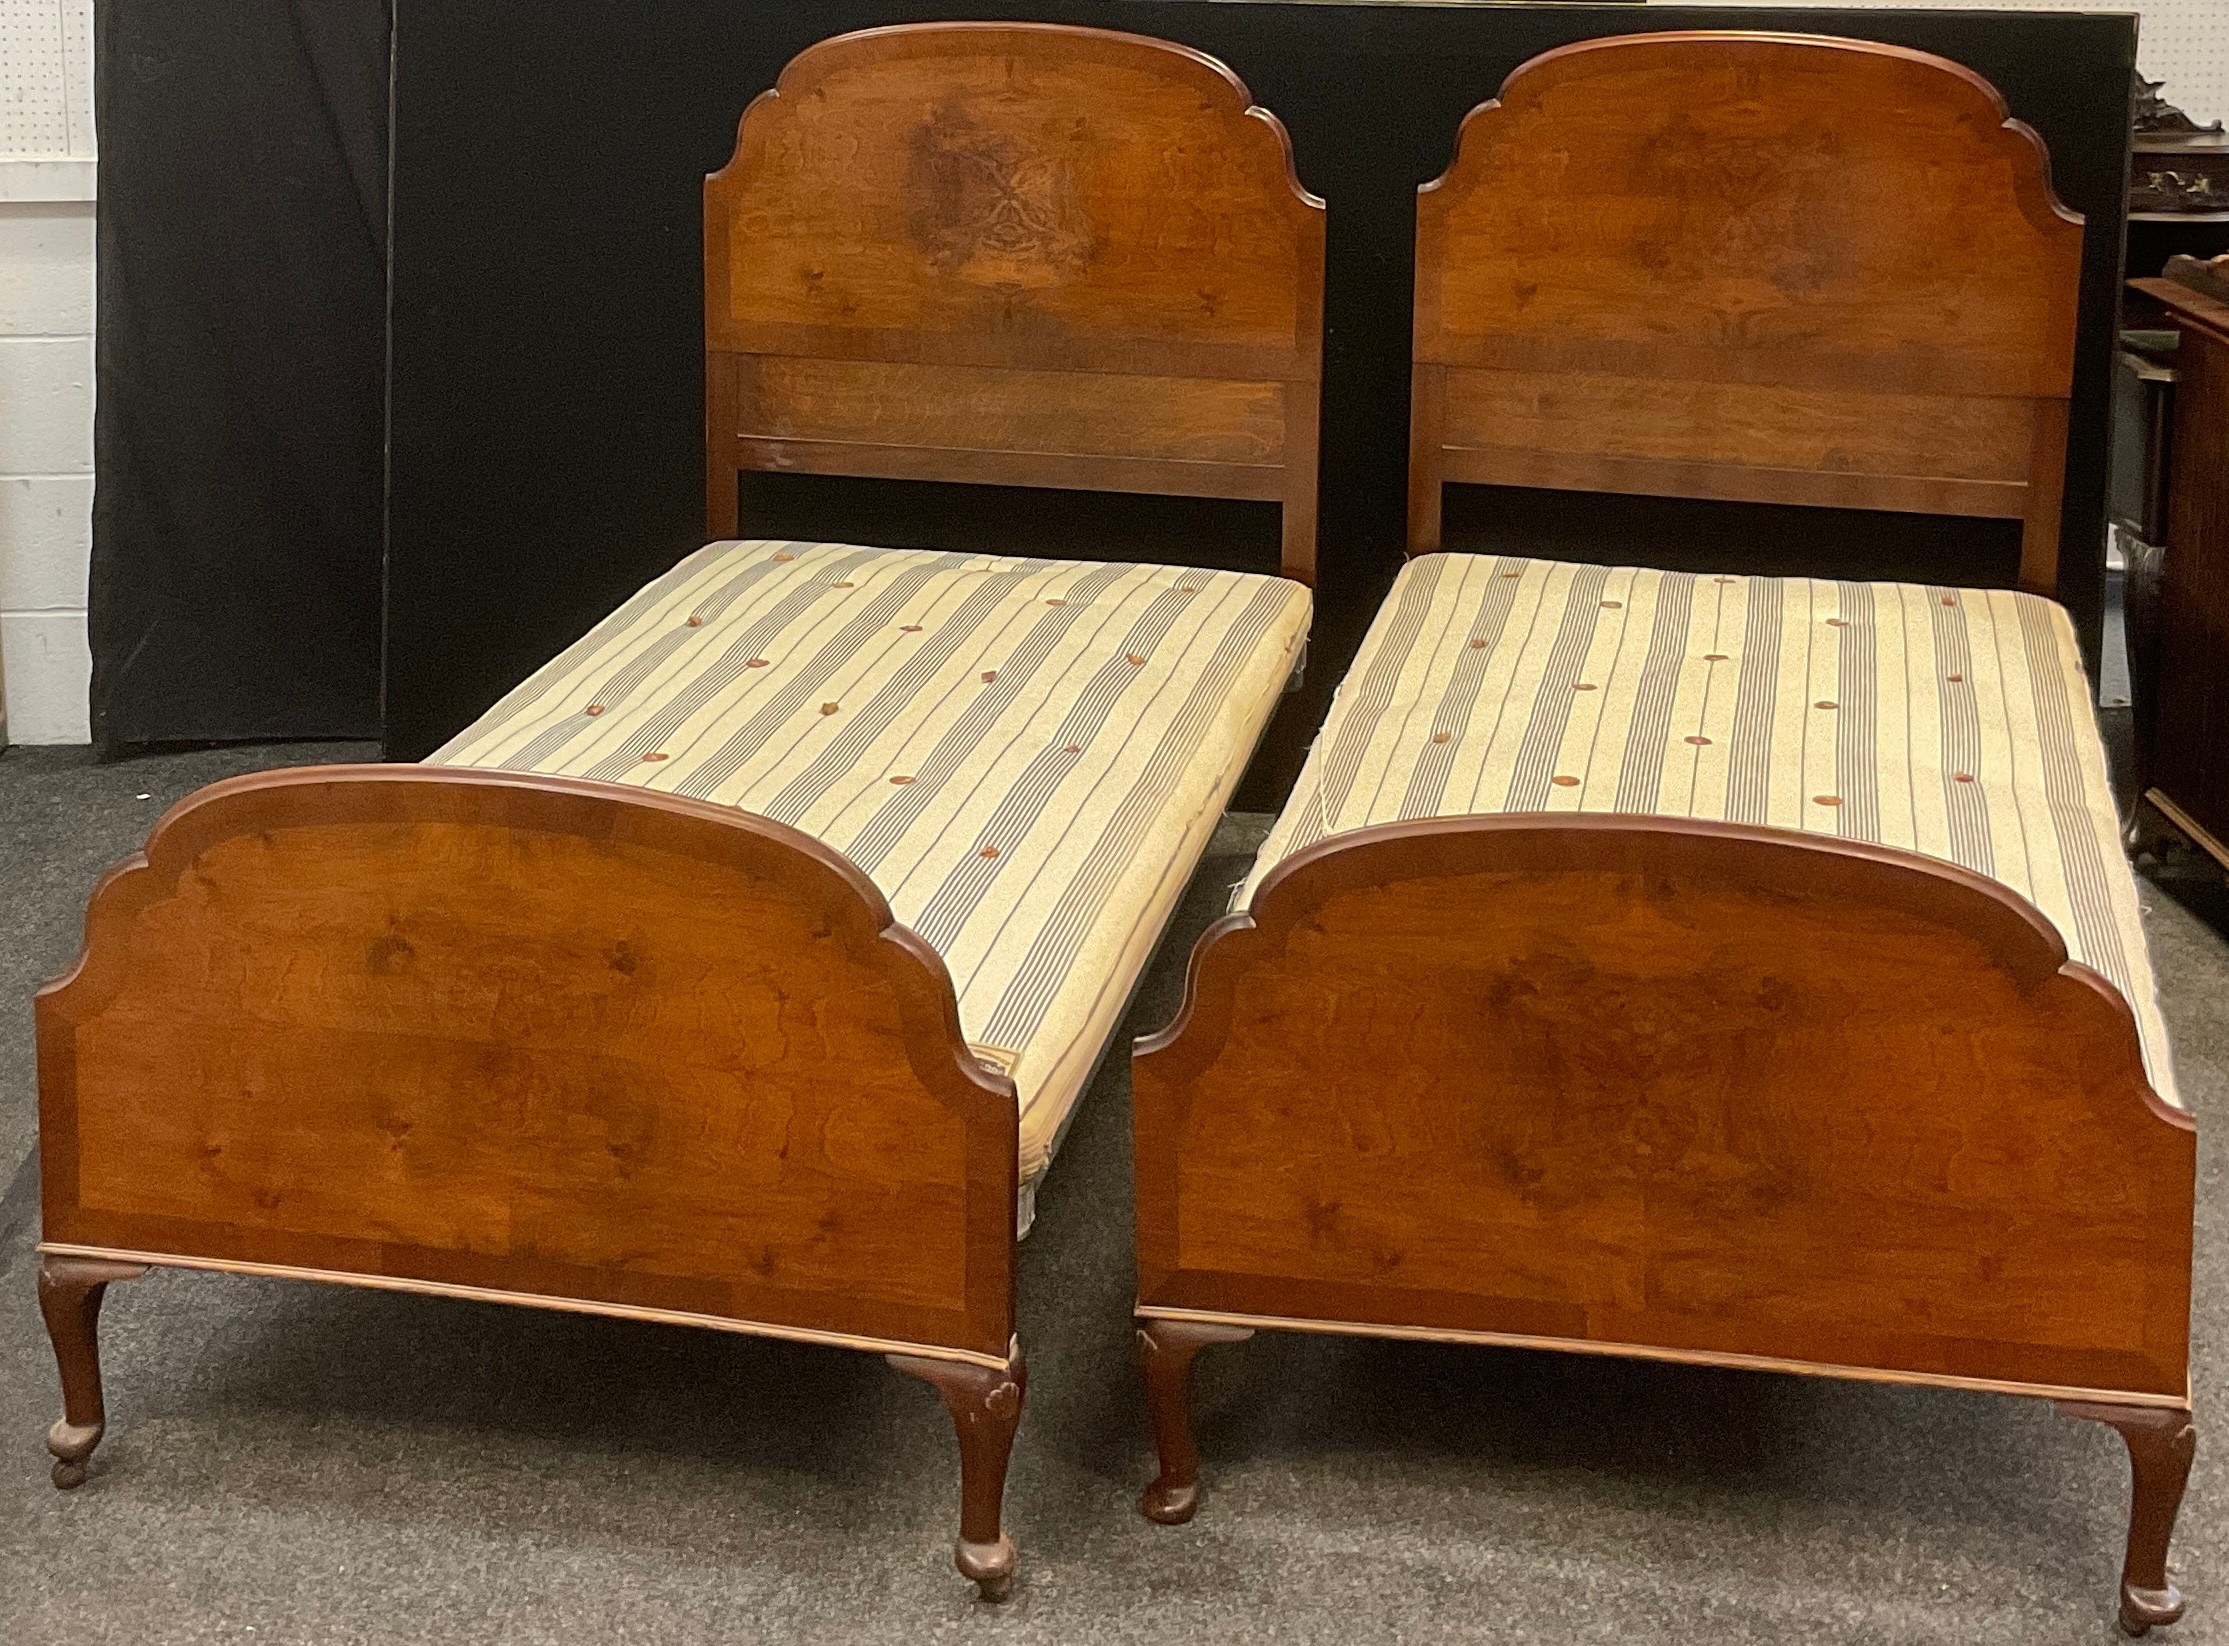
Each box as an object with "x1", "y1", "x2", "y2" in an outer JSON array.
[
  {"x1": 1133, "y1": 816, "x2": 2194, "y2": 1402},
  {"x1": 38, "y1": 767, "x2": 1018, "y2": 1366}
]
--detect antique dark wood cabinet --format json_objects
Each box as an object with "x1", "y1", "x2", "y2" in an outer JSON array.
[{"x1": 2136, "y1": 263, "x2": 2229, "y2": 868}]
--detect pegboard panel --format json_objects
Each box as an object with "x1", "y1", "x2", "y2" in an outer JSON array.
[
  {"x1": 2, "y1": 0, "x2": 95, "y2": 158},
  {"x1": 1694, "y1": 2, "x2": 2227, "y2": 124}
]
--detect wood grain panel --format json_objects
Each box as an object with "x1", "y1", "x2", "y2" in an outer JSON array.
[
  {"x1": 1134, "y1": 816, "x2": 2192, "y2": 1398},
  {"x1": 1440, "y1": 367, "x2": 2038, "y2": 487},
  {"x1": 1436, "y1": 449, "x2": 2024, "y2": 521},
  {"x1": 705, "y1": 23, "x2": 1325, "y2": 583},
  {"x1": 39, "y1": 767, "x2": 1020, "y2": 1359},
  {"x1": 737, "y1": 356, "x2": 1287, "y2": 465},
  {"x1": 707, "y1": 26, "x2": 1319, "y2": 365},
  {"x1": 1409, "y1": 33, "x2": 2083, "y2": 593}
]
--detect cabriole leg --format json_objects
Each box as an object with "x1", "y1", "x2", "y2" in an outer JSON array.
[
  {"x1": 888, "y1": 1345, "x2": 1028, "y2": 1602},
  {"x1": 2058, "y1": 1400, "x2": 2198, "y2": 1635},
  {"x1": 1137, "y1": 1316, "x2": 1253, "y2": 1525},
  {"x1": 37, "y1": 1254, "x2": 149, "y2": 1489}
]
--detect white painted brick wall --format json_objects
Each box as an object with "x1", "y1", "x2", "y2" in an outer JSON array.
[
  {"x1": 0, "y1": 203, "x2": 95, "y2": 745},
  {"x1": 1, "y1": 0, "x2": 94, "y2": 744}
]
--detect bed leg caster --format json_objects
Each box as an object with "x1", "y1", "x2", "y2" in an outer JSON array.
[
  {"x1": 1137, "y1": 1317, "x2": 1253, "y2": 1525},
  {"x1": 2058, "y1": 1400, "x2": 2197, "y2": 1635},
  {"x1": 36, "y1": 1255, "x2": 148, "y2": 1490},
  {"x1": 888, "y1": 1346, "x2": 1027, "y2": 1602}
]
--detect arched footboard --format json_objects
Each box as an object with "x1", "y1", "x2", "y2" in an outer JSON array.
[
  {"x1": 38, "y1": 766, "x2": 1017, "y2": 1363},
  {"x1": 1133, "y1": 815, "x2": 2192, "y2": 1400}
]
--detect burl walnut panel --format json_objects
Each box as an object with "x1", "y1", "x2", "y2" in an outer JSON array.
[
  {"x1": 1410, "y1": 32, "x2": 2084, "y2": 594},
  {"x1": 705, "y1": 23, "x2": 1325, "y2": 580},
  {"x1": 1135, "y1": 816, "x2": 2192, "y2": 1398},
  {"x1": 39, "y1": 767, "x2": 1018, "y2": 1360}
]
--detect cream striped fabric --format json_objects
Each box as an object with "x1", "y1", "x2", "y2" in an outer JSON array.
[
  {"x1": 1243, "y1": 553, "x2": 2178, "y2": 1104},
  {"x1": 434, "y1": 539, "x2": 1311, "y2": 1222}
]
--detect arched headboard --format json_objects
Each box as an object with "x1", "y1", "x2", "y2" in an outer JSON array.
[
  {"x1": 706, "y1": 23, "x2": 1325, "y2": 583},
  {"x1": 1409, "y1": 32, "x2": 2084, "y2": 595}
]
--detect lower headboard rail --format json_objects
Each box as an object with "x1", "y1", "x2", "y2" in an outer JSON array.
[
  {"x1": 1133, "y1": 815, "x2": 2193, "y2": 1403},
  {"x1": 36, "y1": 766, "x2": 1018, "y2": 1366}
]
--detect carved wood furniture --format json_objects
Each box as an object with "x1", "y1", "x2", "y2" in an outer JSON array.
[
  {"x1": 1136, "y1": 34, "x2": 2197, "y2": 1635},
  {"x1": 1404, "y1": 30, "x2": 2084, "y2": 597},
  {"x1": 35, "y1": 23, "x2": 1321, "y2": 1602},
  {"x1": 2131, "y1": 263, "x2": 2229, "y2": 871}
]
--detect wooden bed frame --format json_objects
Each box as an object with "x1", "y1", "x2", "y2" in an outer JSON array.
[
  {"x1": 1133, "y1": 35, "x2": 2197, "y2": 1636},
  {"x1": 35, "y1": 23, "x2": 1322, "y2": 1602}
]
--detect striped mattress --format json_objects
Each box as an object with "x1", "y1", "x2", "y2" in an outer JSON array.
[
  {"x1": 1243, "y1": 552, "x2": 2178, "y2": 1104},
  {"x1": 434, "y1": 539, "x2": 1312, "y2": 1227}
]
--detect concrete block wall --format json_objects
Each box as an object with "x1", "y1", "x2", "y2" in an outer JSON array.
[{"x1": 1, "y1": 0, "x2": 96, "y2": 745}]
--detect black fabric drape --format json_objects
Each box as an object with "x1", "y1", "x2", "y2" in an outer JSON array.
[{"x1": 89, "y1": 0, "x2": 389, "y2": 747}]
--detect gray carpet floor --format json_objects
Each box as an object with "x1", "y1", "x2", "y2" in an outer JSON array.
[{"x1": 2, "y1": 737, "x2": 2225, "y2": 1644}]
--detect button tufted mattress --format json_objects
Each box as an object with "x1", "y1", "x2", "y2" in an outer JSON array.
[
  {"x1": 1242, "y1": 552, "x2": 2177, "y2": 1104},
  {"x1": 434, "y1": 539, "x2": 1312, "y2": 1226}
]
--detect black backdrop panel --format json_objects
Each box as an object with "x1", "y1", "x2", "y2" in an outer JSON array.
[
  {"x1": 90, "y1": 0, "x2": 389, "y2": 747},
  {"x1": 387, "y1": 2, "x2": 2134, "y2": 795}
]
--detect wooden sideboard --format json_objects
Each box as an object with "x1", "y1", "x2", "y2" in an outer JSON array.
[{"x1": 2133, "y1": 270, "x2": 2229, "y2": 867}]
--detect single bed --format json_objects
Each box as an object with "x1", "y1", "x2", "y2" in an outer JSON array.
[
  {"x1": 1129, "y1": 33, "x2": 2197, "y2": 1636},
  {"x1": 34, "y1": 22, "x2": 1321, "y2": 1601}
]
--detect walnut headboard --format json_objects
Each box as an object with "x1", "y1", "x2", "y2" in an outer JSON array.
[
  {"x1": 1409, "y1": 32, "x2": 2085, "y2": 596},
  {"x1": 706, "y1": 23, "x2": 1325, "y2": 584}
]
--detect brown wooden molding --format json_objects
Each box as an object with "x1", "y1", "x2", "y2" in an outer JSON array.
[
  {"x1": 1136, "y1": 1303, "x2": 2191, "y2": 1411},
  {"x1": 1134, "y1": 814, "x2": 2192, "y2": 1398},
  {"x1": 38, "y1": 765, "x2": 1019, "y2": 1361},
  {"x1": 704, "y1": 22, "x2": 1324, "y2": 583},
  {"x1": 37, "y1": 1243, "x2": 1018, "y2": 1371},
  {"x1": 1408, "y1": 32, "x2": 2083, "y2": 594}
]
